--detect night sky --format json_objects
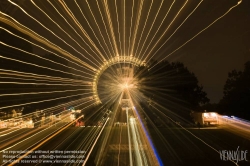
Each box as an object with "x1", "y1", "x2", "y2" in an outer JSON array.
[
  {"x1": 170, "y1": 0, "x2": 250, "y2": 103},
  {"x1": 1, "y1": 0, "x2": 250, "y2": 104}
]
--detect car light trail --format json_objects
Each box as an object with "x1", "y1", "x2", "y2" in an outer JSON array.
[
  {"x1": 150, "y1": 103, "x2": 239, "y2": 166},
  {"x1": 129, "y1": 117, "x2": 144, "y2": 166},
  {"x1": 6, "y1": 115, "x2": 84, "y2": 166},
  {"x1": 126, "y1": 107, "x2": 133, "y2": 166},
  {"x1": 133, "y1": 106, "x2": 163, "y2": 166},
  {"x1": 82, "y1": 117, "x2": 109, "y2": 166}
]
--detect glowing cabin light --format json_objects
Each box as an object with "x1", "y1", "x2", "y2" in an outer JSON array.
[
  {"x1": 203, "y1": 113, "x2": 209, "y2": 118},
  {"x1": 211, "y1": 113, "x2": 217, "y2": 117},
  {"x1": 120, "y1": 83, "x2": 130, "y2": 90}
]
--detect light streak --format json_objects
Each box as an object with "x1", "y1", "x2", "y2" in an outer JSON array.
[
  {"x1": 0, "y1": 27, "x2": 94, "y2": 76},
  {"x1": 0, "y1": 111, "x2": 76, "y2": 153},
  {"x1": 94, "y1": 0, "x2": 116, "y2": 57},
  {"x1": 123, "y1": 0, "x2": 126, "y2": 56},
  {"x1": 0, "y1": 81, "x2": 89, "y2": 86},
  {"x1": 129, "y1": 117, "x2": 145, "y2": 166},
  {"x1": 102, "y1": 0, "x2": 119, "y2": 56},
  {"x1": 7, "y1": 115, "x2": 84, "y2": 166},
  {"x1": 132, "y1": 0, "x2": 153, "y2": 57},
  {"x1": 143, "y1": 0, "x2": 188, "y2": 61},
  {"x1": 136, "y1": 0, "x2": 168, "y2": 60},
  {"x1": 0, "y1": 68, "x2": 92, "y2": 84},
  {"x1": 150, "y1": 103, "x2": 239, "y2": 166},
  {"x1": 0, "y1": 76, "x2": 88, "y2": 85},
  {"x1": 0, "y1": 97, "x2": 93, "y2": 138},
  {"x1": 127, "y1": 0, "x2": 134, "y2": 56},
  {"x1": 150, "y1": 0, "x2": 242, "y2": 69},
  {"x1": 0, "y1": 12, "x2": 96, "y2": 72},
  {"x1": 133, "y1": 107, "x2": 163, "y2": 166},
  {"x1": 129, "y1": 0, "x2": 144, "y2": 56},
  {"x1": 75, "y1": 0, "x2": 113, "y2": 59},
  {"x1": 127, "y1": 91, "x2": 162, "y2": 165},
  {"x1": 58, "y1": 0, "x2": 106, "y2": 63},
  {"x1": 0, "y1": 51, "x2": 92, "y2": 79},
  {"x1": 0, "y1": 93, "x2": 89, "y2": 110},
  {"x1": 126, "y1": 107, "x2": 133, "y2": 166},
  {"x1": 46, "y1": 0, "x2": 104, "y2": 64},
  {"x1": 8, "y1": 0, "x2": 100, "y2": 69},
  {"x1": 30, "y1": 0, "x2": 103, "y2": 66},
  {"x1": 0, "y1": 88, "x2": 87, "y2": 97},
  {"x1": 117, "y1": 125, "x2": 123, "y2": 166},
  {"x1": 147, "y1": 0, "x2": 203, "y2": 62},
  {"x1": 82, "y1": 117, "x2": 109, "y2": 166},
  {"x1": 114, "y1": 0, "x2": 122, "y2": 56}
]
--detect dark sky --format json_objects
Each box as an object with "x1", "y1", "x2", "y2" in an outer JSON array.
[
  {"x1": 168, "y1": 0, "x2": 250, "y2": 103},
  {"x1": 1, "y1": 0, "x2": 250, "y2": 104}
]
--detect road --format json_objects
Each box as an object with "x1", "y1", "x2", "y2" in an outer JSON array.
[{"x1": 1, "y1": 108, "x2": 250, "y2": 166}]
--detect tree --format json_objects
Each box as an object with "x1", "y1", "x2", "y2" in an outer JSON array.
[
  {"x1": 135, "y1": 60, "x2": 209, "y2": 120},
  {"x1": 219, "y1": 61, "x2": 250, "y2": 119}
]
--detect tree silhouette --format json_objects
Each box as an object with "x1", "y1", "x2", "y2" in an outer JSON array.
[
  {"x1": 219, "y1": 61, "x2": 250, "y2": 119},
  {"x1": 135, "y1": 60, "x2": 209, "y2": 120}
]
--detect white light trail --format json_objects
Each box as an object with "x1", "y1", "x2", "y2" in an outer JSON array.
[
  {"x1": 6, "y1": 115, "x2": 85, "y2": 166},
  {"x1": 82, "y1": 117, "x2": 109, "y2": 166},
  {"x1": 127, "y1": 107, "x2": 133, "y2": 166}
]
